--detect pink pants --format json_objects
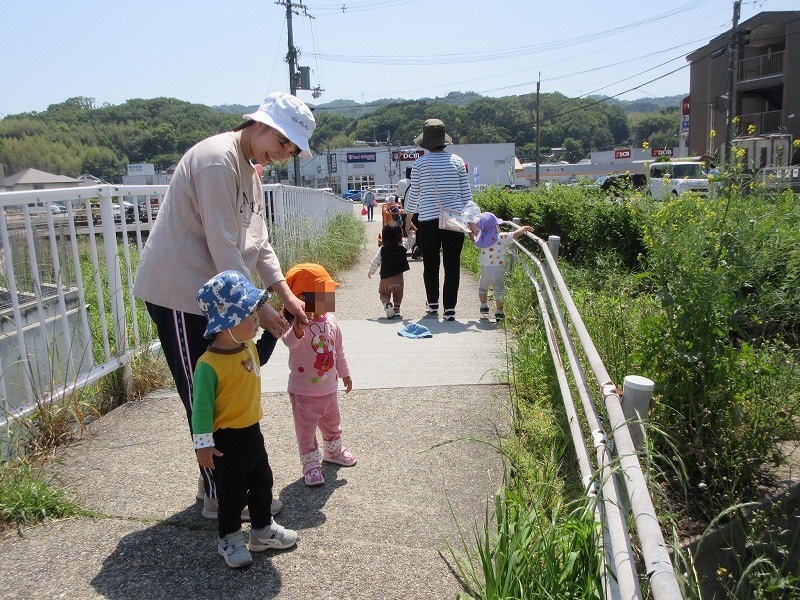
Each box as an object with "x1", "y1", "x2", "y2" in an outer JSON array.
[{"x1": 289, "y1": 391, "x2": 343, "y2": 455}]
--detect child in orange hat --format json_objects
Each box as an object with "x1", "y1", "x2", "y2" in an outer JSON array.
[{"x1": 281, "y1": 263, "x2": 356, "y2": 486}]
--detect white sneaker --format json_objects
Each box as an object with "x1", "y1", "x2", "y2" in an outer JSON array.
[
  {"x1": 383, "y1": 300, "x2": 395, "y2": 318},
  {"x1": 217, "y1": 530, "x2": 252, "y2": 568},
  {"x1": 202, "y1": 496, "x2": 283, "y2": 520},
  {"x1": 248, "y1": 519, "x2": 298, "y2": 552}
]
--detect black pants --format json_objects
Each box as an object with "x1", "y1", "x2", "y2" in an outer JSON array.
[
  {"x1": 213, "y1": 424, "x2": 274, "y2": 537},
  {"x1": 415, "y1": 219, "x2": 464, "y2": 311}
]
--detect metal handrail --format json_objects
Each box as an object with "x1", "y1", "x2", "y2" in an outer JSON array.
[{"x1": 510, "y1": 227, "x2": 683, "y2": 599}]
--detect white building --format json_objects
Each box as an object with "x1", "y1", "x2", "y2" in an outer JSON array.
[
  {"x1": 121, "y1": 163, "x2": 172, "y2": 185},
  {"x1": 299, "y1": 143, "x2": 519, "y2": 194}
]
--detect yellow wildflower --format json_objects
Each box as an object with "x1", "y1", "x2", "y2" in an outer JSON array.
[
  {"x1": 642, "y1": 141, "x2": 650, "y2": 149},
  {"x1": 709, "y1": 129, "x2": 716, "y2": 138},
  {"x1": 747, "y1": 124, "x2": 756, "y2": 135}
]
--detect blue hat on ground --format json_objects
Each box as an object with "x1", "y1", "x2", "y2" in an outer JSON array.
[
  {"x1": 474, "y1": 212, "x2": 504, "y2": 249},
  {"x1": 196, "y1": 270, "x2": 269, "y2": 338},
  {"x1": 398, "y1": 323, "x2": 433, "y2": 339}
]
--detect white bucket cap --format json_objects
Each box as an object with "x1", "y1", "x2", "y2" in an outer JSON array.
[{"x1": 243, "y1": 92, "x2": 315, "y2": 158}]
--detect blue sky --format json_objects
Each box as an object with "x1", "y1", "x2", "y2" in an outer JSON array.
[{"x1": 2, "y1": 0, "x2": 797, "y2": 116}]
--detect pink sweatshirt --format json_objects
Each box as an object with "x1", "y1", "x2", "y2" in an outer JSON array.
[{"x1": 282, "y1": 313, "x2": 350, "y2": 396}]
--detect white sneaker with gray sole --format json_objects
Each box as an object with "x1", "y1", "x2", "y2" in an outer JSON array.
[
  {"x1": 217, "y1": 530, "x2": 252, "y2": 568},
  {"x1": 248, "y1": 519, "x2": 298, "y2": 551}
]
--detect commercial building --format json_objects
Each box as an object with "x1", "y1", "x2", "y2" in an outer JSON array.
[{"x1": 299, "y1": 143, "x2": 518, "y2": 194}]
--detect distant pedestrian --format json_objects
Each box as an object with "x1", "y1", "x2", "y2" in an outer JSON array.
[
  {"x1": 396, "y1": 167, "x2": 412, "y2": 207},
  {"x1": 363, "y1": 188, "x2": 376, "y2": 221},
  {"x1": 193, "y1": 270, "x2": 298, "y2": 569},
  {"x1": 368, "y1": 221, "x2": 415, "y2": 318},
  {"x1": 473, "y1": 212, "x2": 533, "y2": 321},
  {"x1": 404, "y1": 119, "x2": 473, "y2": 321},
  {"x1": 281, "y1": 263, "x2": 356, "y2": 487}
]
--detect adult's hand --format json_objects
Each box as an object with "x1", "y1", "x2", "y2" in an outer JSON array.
[
  {"x1": 257, "y1": 302, "x2": 291, "y2": 339},
  {"x1": 271, "y1": 280, "x2": 310, "y2": 325}
]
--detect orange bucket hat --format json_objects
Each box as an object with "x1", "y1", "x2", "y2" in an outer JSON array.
[{"x1": 284, "y1": 263, "x2": 339, "y2": 297}]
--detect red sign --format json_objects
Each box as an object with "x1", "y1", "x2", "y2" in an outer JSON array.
[
  {"x1": 615, "y1": 149, "x2": 632, "y2": 160},
  {"x1": 650, "y1": 148, "x2": 674, "y2": 158},
  {"x1": 682, "y1": 95, "x2": 691, "y2": 116},
  {"x1": 393, "y1": 150, "x2": 425, "y2": 161}
]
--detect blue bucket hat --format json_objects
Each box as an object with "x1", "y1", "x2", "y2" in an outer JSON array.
[
  {"x1": 196, "y1": 270, "x2": 268, "y2": 338},
  {"x1": 474, "y1": 212, "x2": 504, "y2": 249},
  {"x1": 397, "y1": 323, "x2": 433, "y2": 339}
]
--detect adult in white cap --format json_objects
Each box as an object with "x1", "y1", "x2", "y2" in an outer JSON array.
[{"x1": 133, "y1": 92, "x2": 316, "y2": 516}]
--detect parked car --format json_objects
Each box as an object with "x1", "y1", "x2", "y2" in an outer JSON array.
[
  {"x1": 24, "y1": 201, "x2": 66, "y2": 215},
  {"x1": 342, "y1": 190, "x2": 362, "y2": 202},
  {"x1": 597, "y1": 173, "x2": 646, "y2": 195},
  {"x1": 137, "y1": 198, "x2": 160, "y2": 220},
  {"x1": 372, "y1": 187, "x2": 389, "y2": 202},
  {"x1": 112, "y1": 200, "x2": 136, "y2": 223},
  {"x1": 647, "y1": 161, "x2": 709, "y2": 200}
]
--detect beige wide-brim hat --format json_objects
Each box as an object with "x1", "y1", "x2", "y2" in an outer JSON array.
[
  {"x1": 242, "y1": 92, "x2": 316, "y2": 158},
  {"x1": 414, "y1": 118, "x2": 452, "y2": 150}
]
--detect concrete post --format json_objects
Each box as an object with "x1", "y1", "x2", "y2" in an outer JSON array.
[{"x1": 621, "y1": 375, "x2": 654, "y2": 452}]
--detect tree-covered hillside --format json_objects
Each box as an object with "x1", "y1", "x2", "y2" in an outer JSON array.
[{"x1": 0, "y1": 92, "x2": 683, "y2": 182}]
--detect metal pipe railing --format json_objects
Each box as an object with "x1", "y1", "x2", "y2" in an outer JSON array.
[{"x1": 510, "y1": 226, "x2": 682, "y2": 599}]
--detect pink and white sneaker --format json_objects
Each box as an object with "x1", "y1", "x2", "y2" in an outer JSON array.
[
  {"x1": 301, "y1": 449, "x2": 325, "y2": 487},
  {"x1": 303, "y1": 465, "x2": 325, "y2": 486},
  {"x1": 322, "y1": 438, "x2": 358, "y2": 467}
]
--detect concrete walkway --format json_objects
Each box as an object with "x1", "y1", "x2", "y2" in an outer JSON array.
[{"x1": 0, "y1": 204, "x2": 512, "y2": 600}]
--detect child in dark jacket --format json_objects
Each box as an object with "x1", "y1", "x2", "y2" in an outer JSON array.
[{"x1": 367, "y1": 221, "x2": 415, "y2": 318}]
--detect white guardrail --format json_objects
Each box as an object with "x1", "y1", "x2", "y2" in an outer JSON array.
[
  {"x1": 0, "y1": 184, "x2": 350, "y2": 433},
  {"x1": 509, "y1": 225, "x2": 683, "y2": 600}
]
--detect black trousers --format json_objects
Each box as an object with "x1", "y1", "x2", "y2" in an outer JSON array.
[
  {"x1": 213, "y1": 424, "x2": 274, "y2": 537},
  {"x1": 415, "y1": 219, "x2": 465, "y2": 311}
]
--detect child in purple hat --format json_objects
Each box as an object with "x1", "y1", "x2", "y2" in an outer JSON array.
[{"x1": 473, "y1": 212, "x2": 533, "y2": 321}]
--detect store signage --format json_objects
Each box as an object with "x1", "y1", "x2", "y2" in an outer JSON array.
[
  {"x1": 346, "y1": 152, "x2": 377, "y2": 163},
  {"x1": 328, "y1": 153, "x2": 337, "y2": 173},
  {"x1": 651, "y1": 148, "x2": 674, "y2": 157},
  {"x1": 392, "y1": 150, "x2": 425, "y2": 161},
  {"x1": 614, "y1": 149, "x2": 632, "y2": 160}
]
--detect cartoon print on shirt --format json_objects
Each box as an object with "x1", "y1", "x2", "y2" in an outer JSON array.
[{"x1": 308, "y1": 322, "x2": 335, "y2": 375}]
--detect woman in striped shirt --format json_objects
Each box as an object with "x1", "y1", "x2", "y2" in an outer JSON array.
[{"x1": 404, "y1": 119, "x2": 473, "y2": 321}]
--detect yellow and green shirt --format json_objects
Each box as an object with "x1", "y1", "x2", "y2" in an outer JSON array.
[{"x1": 191, "y1": 339, "x2": 263, "y2": 449}]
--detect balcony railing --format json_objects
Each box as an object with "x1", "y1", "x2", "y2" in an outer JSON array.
[
  {"x1": 738, "y1": 50, "x2": 784, "y2": 82},
  {"x1": 738, "y1": 110, "x2": 783, "y2": 135}
]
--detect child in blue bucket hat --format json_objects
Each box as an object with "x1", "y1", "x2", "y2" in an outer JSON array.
[
  {"x1": 193, "y1": 270, "x2": 298, "y2": 569},
  {"x1": 473, "y1": 213, "x2": 533, "y2": 321}
]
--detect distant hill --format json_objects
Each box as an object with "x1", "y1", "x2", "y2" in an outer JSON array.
[
  {"x1": 212, "y1": 91, "x2": 485, "y2": 119},
  {"x1": 592, "y1": 94, "x2": 686, "y2": 113}
]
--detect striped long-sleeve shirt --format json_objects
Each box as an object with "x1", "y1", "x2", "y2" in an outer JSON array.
[{"x1": 404, "y1": 151, "x2": 472, "y2": 222}]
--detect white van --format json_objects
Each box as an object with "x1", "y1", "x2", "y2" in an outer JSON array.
[{"x1": 647, "y1": 161, "x2": 709, "y2": 200}]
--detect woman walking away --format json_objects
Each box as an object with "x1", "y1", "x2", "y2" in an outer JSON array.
[
  {"x1": 133, "y1": 92, "x2": 314, "y2": 519},
  {"x1": 404, "y1": 119, "x2": 472, "y2": 321}
]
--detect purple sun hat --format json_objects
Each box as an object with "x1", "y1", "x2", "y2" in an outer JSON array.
[{"x1": 474, "y1": 212, "x2": 504, "y2": 249}]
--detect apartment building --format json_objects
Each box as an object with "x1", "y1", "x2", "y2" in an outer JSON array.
[{"x1": 686, "y1": 11, "x2": 800, "y2": 166}]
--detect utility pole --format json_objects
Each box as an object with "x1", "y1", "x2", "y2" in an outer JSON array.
[
  {"x1": 724, "y1": 0, "x2": 741, "y2": 165},
  {"x1": 276, "y1": 0, "x2": 313, "y2": 185},
  {"x1": 535, "y1": 74, "x2": 541, "y2": 186}
]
